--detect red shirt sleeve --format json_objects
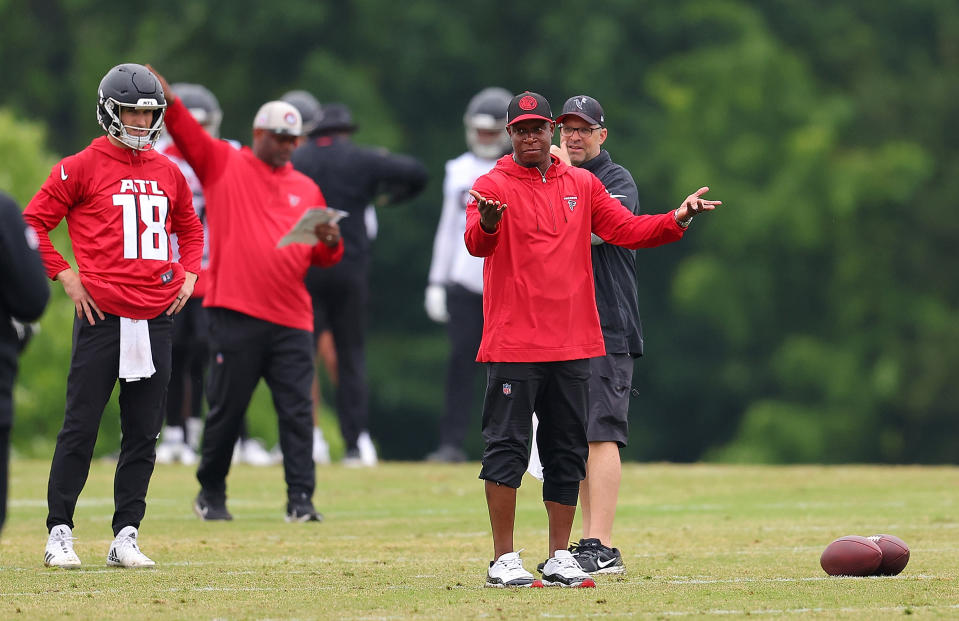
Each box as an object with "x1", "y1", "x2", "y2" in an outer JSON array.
[
  {"x1": 306, "y1": 186, "x2": 343, "y2": 266},
  {"x1": 169, "y1": 170, "x2": 204, "y2": 274},
  {"x1": 163, "y1": 98, "x2": 231, "y2": 185},
  {"x1": 589, "y1": 174, "x2": 685, "y2": 249},
  {"x1": 464, "y1": 176, "x2": 501, "y2": 258},
  {"x1": 22, "y1": 158, "x2": 81, "y2": 279}
]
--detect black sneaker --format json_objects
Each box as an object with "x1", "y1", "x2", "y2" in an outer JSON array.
[
  {"x1": 193, "y1": 490, "x2": 233, "y2": 521},
  {"x1": 569, "y1": 538, "x2": 625, "y2": 574},
  {"x1": 425, "y1": 445, "x2": 467, "y2": 463},
  {"x1": 285, "y1": 493, "x2": 323, "y2": 523}
]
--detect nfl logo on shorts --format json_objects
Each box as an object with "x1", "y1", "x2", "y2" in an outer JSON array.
[{"x1": 502, "y1": 382, "x2": 511, "y2": 396}]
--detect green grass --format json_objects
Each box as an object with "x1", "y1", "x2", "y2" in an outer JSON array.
[{"x1": 2, "y1": 461, "x2": 957, "y2": 620}]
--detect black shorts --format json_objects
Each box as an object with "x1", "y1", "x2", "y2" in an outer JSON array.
[
  {"x1": 586, "y1": 353, "x2": 634, "y2": 446},
  {"x1": 479, "y1": 360, "x2": 589, "y2": 489}
]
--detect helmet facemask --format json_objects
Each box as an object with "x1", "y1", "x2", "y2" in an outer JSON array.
[
  {"x1": 464, "y1": 87, "x2": 512, "y2": 159},
  {"x1": 99, "y1": 95, "x2": 166, "y2": 151},
  {"x1": 465, "y1": 114, "x2": 510, "y2": 160}
]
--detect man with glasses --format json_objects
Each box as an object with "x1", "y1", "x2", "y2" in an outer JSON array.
[
  {"x1": 549, "y1": 95, "x2": 641, "y2": 575},
  {"x1": 467, "y1": 91, "x2": 721, "y2": 588},
  {"x1": 149, "y1": 66, "x2": 344, "y2": 524}
]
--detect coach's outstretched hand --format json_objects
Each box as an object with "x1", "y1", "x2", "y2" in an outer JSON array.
[
  {"x1": 469, "y1": 189, "x2": 506, "y2": 233},
  {"x1": 673, "y1": 187, "x2": 722, "y2": 226}
]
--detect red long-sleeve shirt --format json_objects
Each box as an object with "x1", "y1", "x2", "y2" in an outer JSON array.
[
  {"x1": 164, "y1": 98, "x2": 343, "y2": 331},
  {"x1": 24, "y1": 136, "x2": 203, "y2": 319},
  {"x1": 465, "y1": 154, "x2": 685, "y2": 363}
]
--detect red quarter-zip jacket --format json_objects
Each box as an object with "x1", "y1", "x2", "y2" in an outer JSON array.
[
  {"x1": 465, "y1": 154, "x2": 685, "y2": 363},
  {"x1": 164, "y1": 98, "x2": 342, "y2": 331}
]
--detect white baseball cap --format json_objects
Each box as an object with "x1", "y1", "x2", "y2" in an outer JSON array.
[{"x1": 252, "y1": 101, "x2": 302, "y2": 136}]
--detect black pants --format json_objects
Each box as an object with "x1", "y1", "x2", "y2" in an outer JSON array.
[
  {"x1": 306, "y1": 264, "x2": 369, "y2": 451},
  {"x1": 197, "y1": 308, "x2": 314, "y2": 500},
  {"x1": 479, "y1": 360, "x2": 589, "y2": 505},
  {"x1": 46, "y1": 313, "x2": 173, "y2": 535},
  {"x1": 166, "y1": 297, "x2": 208, "y2": 427},
  {"x1": 438, "y1": 285, "x2": 484, "y2": 448},
  {"x1": 0, "y1": 427, "x2": 8, "y2": 534},
  {"x1": 1, "y1": 348, "x2": 13, "y2": 534}
]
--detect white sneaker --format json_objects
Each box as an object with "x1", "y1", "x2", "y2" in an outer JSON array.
[
  {"x1": 541, "y1": 549, "x2": 595, "y2": 588},
  {"x1": 357, "y1": 431, "x2": 378, "y2": 467},
  {"x1": 44, "y1": 524, "x2": 81, "y2": 569},
  {"x1": 485, "y1": 550, "x2": 542, "y2": 588},
  {"x1": 155, "y1": 440, "x2": 178, "y2": 464},
  {"x1": 233, "y1": 438, "x2": 276, "y2": 466},
  {"x1": 107, "y1": 526, "x2": 155, "y2": 568},
  {"x1": 312, "y1": 427, "x2": 331, "y2": 465},
  {"x1": 178, "y1": 444, "x2": 198, "y2": 466},
  {"x1": 240, "y1": 438, "x2": 277, "y2": 466},
  {"x1": 185, "y1": 417, "x2": 203, "y2": 451}
]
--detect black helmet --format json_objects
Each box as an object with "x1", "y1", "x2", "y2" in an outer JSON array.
[
  {"x1": 464, "y1": 87, "x2": 512, "y2": 159},
  {"x1": 313, "y1": 103, "x2": 357, "y2": 134},
  {"x1": 172, "y1": 82, "x2": 222, "y2": 137},
  {"x1": 96, "y1": 63, "x2": 166, "y2": 151},
  {"x1": 281, "y1": 90, "x2": 322, "y2": 136}
]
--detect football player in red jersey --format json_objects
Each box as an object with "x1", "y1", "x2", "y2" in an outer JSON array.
[
  {"x1": 23, "y1": 63, "x2": 204, "y2": 569},
  {"x1": 149, "y1": 65, "x2": 343, "y2": 525}
]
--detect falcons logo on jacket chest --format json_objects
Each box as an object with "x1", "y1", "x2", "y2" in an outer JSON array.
[{"x1": 563, "y1": 195, "x2": 578, "y2": 212}]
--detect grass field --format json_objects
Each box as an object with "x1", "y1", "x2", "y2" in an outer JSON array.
[{"x1": 1, "y1": 460, "x2": 957, "y2": 620}]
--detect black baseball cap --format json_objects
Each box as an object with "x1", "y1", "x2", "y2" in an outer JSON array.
[
  {"x1": 557, "y1": 95, "x2": 605, "y2": 127},
  {"x1": 507, "y1": 91, "x2": 553, "y2": 126},
  {"x1": 314, "y1": 103, "x2": 358, "y2": 134}
]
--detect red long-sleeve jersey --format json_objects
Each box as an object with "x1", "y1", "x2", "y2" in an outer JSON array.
[
  {"x1": 24, "y1": 136, "x2": 203, "y2": 319},
  {"x1": 465, "y1": 154, "x2": 685, "y2": 363},
  {"x1": 163, "y1": 98, "x2": 342, "y2": 331}
]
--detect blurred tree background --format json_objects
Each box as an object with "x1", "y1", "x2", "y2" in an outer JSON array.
[{"x1": 1, "y1": 0, "x2": 956, "y2": 463}]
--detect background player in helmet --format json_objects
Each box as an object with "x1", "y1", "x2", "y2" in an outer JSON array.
[
  {"x1": 289, "y1": 97, "x2": 428, "y2": 467},
  {"x1": 23, "y1": 63, "x2": 204, "y2": 568},
  {"x1": 155, "y1": 83, "x2": 275, "y2": 467},
  {"x1": 280, "y1": 90, "x2": 336, "y2": 466},
  {"x1": 423, "y1": 87, "x2": 512, "y2": 463}
]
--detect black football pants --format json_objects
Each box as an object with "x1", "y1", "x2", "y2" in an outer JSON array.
[
  {"x1": 46, "y1": 313, "x2": 172, "y2": 536},
  {"x1": 437, "y1": 285, "x2": 484, "y2": 449},
  {"x1": 306, "y1": 266, "x2": 369, "y2": 452},
  {"x1": 197, "y1": 308, "x2": 314, "y2": 501}
]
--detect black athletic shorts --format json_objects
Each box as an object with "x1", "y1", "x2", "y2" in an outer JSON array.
[
  {"x1": 586, "y1": 353, "x2": 634, "y2": 446},
  {"x1": 479, "y1": 360, "x2": 589, "y2": 489}
]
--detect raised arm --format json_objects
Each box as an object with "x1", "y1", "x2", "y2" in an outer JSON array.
[{"x1": 146, "y1": 64, "x2": 229, "y2": 184}]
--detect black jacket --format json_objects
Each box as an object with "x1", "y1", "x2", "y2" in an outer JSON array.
[
  {"x1": 0, "y1": 192, "x2": 50, "y2": 427},
  {"x1": 291, "y1": 135, "x2": 428, "y2": 270},
  {"x1": 581, "y1": 150, "x2": 644, "y2": 357}
]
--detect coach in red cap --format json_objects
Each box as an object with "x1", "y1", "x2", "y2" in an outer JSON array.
[{"x1": 467, "y1": 91, "x2": 722, "y2": 588}]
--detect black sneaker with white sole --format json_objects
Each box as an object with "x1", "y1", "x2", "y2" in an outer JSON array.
[
  {"x1": 285, "y1": 493, "x2": 323, "y2": 522},
  {"x1": 569, "y1": 538, "x2": 625, "y2": 574},
  {"x1": 193, "y1": 490, "x2": 233, "y2": 521}
]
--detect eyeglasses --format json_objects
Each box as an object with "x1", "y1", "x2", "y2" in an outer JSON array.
[
  {"x1": 510, "y1": 124, "x2": 550, "y2": 138},
  {"x1": 559, "y1": 125, "x2": 602, "y2": 138}
]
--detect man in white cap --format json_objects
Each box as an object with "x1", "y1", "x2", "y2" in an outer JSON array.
[{"x1": 149, "y1": 66, "x2": 343, "y2": 523}]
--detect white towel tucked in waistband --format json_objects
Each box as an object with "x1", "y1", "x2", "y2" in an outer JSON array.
[{"x1": 119, "y1": 317, "x2": 156, "y2": 381}]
